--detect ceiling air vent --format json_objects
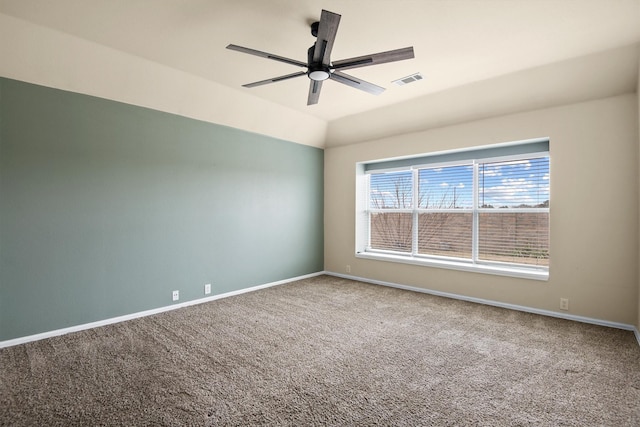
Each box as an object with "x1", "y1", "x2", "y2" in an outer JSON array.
[{"x1": 392, "y1": 72, "x2": 424, "y2": 86}]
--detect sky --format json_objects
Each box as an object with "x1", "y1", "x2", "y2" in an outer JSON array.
[{"x1": 369, "y1": 157, "x2": 550, "y2": 209}]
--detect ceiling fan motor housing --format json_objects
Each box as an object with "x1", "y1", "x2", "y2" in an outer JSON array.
[{"x1": 307, "y1": 45, "x2": 331, "y2": 81}]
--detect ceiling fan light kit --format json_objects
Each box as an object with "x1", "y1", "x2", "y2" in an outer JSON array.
[
  {"x1": 308, "y1": 70, "x2": 330, "y2": 81},
  {"x1": 227, "y1": 9, "x2": 415, "y2": 105}
]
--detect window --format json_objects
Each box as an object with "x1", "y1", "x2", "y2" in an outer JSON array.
[{"x1": 356, "y1": 140, "x2": 550, "y2": 280}]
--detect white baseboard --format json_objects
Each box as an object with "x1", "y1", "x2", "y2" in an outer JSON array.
[
  {"x1": 0, "y1": 271, "x2": 324, "y2": 349},
  {"x1": 326, "y1": 271, "x2": 640, "y2": 347},
  {"x1": 4, "y1": 271, "x2": 638, "y2": 350}
]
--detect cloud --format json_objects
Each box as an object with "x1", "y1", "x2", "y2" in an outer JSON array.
[
  {"x1": 480, "y1": 177, "x2": 549, "y2": 206},
  {"x1": 480, "y1": 167, "x2": 502, "y2": 177},
  {"x1": 371, "y1": 189, "x2": 394, "y2": 197},
  {"x1": 507, "y1": 159, "x2": 532, "y2": 170}
]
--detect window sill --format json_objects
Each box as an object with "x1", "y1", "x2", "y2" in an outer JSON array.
[{"x1": 355, "y1": 251, "x2": 549, "y2": 281}]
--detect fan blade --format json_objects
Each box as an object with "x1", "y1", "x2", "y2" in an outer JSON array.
[
  {"x1": 307, "y1": 80, "x2": 323, "y2": 105},
  {"x1": 312, "y1": 10, "x2": 341, "y2": 66},
  {"x1": 226, "y1": 44, "x2": 307, "y2": 68},
  {"x1": 332, "y1": 47, "x2": 415, "y2": 71},
  {"x1": 242, "y1": 71, "x2": 307, "y2": 88},
  {"x1": 330, "y1": 71, "x2": 385, "y2": 95}
]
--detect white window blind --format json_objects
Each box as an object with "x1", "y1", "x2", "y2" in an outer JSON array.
[
  {"x1": 417, "y1": 164, "x2": 473, "y2": 259},
  {"x1": 477, "y1": 157, "x2": 549, "y2": 267},
  {"x1": 369, "y1": 170, "x2": 413, "y2": 252}
]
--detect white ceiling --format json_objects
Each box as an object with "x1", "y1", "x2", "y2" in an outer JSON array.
[{"x1": 1, "y1": 0, "x2": 639, "y2": 123}]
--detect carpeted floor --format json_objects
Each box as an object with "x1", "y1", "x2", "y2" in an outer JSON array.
[{"x1": 1, "y1": 275, "x2": 639, "y2": 426}]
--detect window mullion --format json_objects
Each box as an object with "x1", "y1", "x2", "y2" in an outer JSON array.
[
  {"x1": 366, "y1": 173, "x2": 371, "y2": 251},
  {"x1": 412, "y1": 168, "x2": 419, "y2": 255},
  {"x1": 472, "y1": 161, "x2": 479, "y2": 263}
]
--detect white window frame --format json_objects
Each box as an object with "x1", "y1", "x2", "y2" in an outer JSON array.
[{"x1": 355, "y1": 145, "x2": 550, "y2": 281}]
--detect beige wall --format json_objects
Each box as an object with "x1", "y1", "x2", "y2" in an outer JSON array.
[
  {"x1": 0, "y1": 13, "x2": 327, "y2": 148},
  {"x1": 326, "y1": 45, "x2": 639, "y2": 149},
  {"x1": 325, "y1": 94, "x2": 639, "y2": 325}
]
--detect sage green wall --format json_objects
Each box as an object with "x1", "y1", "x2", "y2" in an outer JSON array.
[{"x1": 0, "y1": 78, "x2": 324, "y2": 341}]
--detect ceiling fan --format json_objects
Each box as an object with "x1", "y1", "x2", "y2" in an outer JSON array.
[{"x1": 227, "y1": 9, "x2": 415, "y2": 105}]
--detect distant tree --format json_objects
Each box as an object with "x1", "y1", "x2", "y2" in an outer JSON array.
[
  {"x1": 370, "y1": 176, "x2": 462, "y2": 253},
  {"x1": 370, "y1": 176, "x2": 412, "y2": 250}
]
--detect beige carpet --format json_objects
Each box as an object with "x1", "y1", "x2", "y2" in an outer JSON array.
[{"x1": 1, "y1": 275, "x2": 639, "y2": 426}]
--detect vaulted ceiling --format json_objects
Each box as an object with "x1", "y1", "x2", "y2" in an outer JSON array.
[
  {"x1": 1, "y1": 0, "x2": 639, "y2": 127},
  {"x1": 0, "y1": 0, "x2": 640, "y2": 145}
]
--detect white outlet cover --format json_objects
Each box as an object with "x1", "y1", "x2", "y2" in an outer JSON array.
[
  {"x1": 204, "y1": 284, "x2": 211, "y2": 295},
  {"x1": 172, "y1": 290, "x2": 179, "y2": 301}
]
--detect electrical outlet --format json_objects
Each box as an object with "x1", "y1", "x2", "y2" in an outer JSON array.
[
  {"x1": 346, "y1": 265, "x2": 351, "y2": 273},
  {"x1": 204, "y1": 283, "x2": 211, "y2": 295},
  {"x1": 172, "y1": 290, "x2": 179, "y2": 301},
  {"x1": 560, "y1": 298, "x2": 569, "y2": 311}
]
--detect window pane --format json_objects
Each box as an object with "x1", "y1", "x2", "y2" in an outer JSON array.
[
  {"x1": 478, "y1": 212, "x2": 549, "y2": 266},
  {"x1": 369, "y1": 171, "x2": 412, "y2": 209},
  {"x1": 479, "y1": 157, "x2": 549, "y2": 208},
  {"x1": 419, "y1": 165, "x2": 473, "y2": 209},
  {"x1": 418, "y1": 213, "x2": 472, "y2": 258},
  {"x1": 370, "y1": 212, "x2": 412, "y2": 252}
]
